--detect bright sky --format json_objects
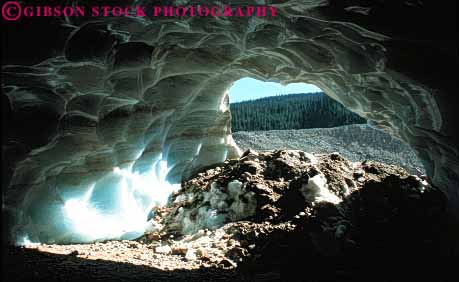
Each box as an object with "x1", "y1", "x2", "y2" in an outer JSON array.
[{"x1": 228, "y1": 78, "x2": 322, "y2": 103}]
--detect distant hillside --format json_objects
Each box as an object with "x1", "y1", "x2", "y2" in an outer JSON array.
[
  {"x1": 230, "y1": 92, "x2": 366, "y2": 132},
  {"x1": 233, "y1": 124, "x2": 425, "y2": 175}
]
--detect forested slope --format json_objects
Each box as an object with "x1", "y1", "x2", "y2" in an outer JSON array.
[{"x1": 230, "y1": 92, "x2": 366, "y2": 132}]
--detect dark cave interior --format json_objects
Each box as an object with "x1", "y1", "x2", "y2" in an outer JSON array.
[{"x1": 2, "y1": 0, "x2": 458, "y2": 281}]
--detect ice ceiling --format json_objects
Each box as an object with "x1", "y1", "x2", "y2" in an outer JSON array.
[{"x1": 2, "y1": 0, "x2": 458, "y2": 244}]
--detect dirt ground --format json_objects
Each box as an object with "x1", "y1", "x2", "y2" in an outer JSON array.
[
  {"x1": 3, "y1": 242, "x2": 240, "y2": 282},
  {"x1": 3, "y1": 150, "x2": 457, "y2": 282}
]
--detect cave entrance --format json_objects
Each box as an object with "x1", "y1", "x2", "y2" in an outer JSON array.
[{"x1": 228, "y1": 78, "x2": 425, "y2": 175}]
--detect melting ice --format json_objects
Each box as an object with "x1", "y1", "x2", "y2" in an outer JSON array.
[{"x1": 62, "y1": 159, "x2": 180, "y2": 242}]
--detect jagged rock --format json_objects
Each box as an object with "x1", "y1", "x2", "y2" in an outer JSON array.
[
  {"x1": 146, "y1": 150, "x2": 453, "y2": 269},
  {"x1": 155, "y1": 245, "x2": 172, "y2": 254}
]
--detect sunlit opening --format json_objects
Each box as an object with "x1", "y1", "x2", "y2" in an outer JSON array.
[
  {"x1": 228, "y1": 77, "x2": 425, "y2": 174},
  {"x1": 228, "y1": 77, "x2": 321, "y2": 103}
]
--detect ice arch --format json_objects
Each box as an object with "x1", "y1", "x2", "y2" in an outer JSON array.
[{"x1": 2, "y1": 0, "x2": 457, "y2": 243}]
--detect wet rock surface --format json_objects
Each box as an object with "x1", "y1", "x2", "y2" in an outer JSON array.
[{"x1": 4, "y1": 150, "x2": 456, "y2": 281}]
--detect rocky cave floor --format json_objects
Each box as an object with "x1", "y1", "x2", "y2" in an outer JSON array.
[{"x1": 3, "y1": 150, "x2": 458, "y2": 282}]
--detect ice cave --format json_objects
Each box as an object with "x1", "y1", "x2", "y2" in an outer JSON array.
[{"x1": 2, "y1": 0, "x2": 458, "y2": 280}]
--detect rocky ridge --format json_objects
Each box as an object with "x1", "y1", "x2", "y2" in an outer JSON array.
[
  {"x1": 233, "y1": 124, "x2": 426, "y2": 174},
  {"x1": 145, "y1": 149, "x2": 449, "y2": 263}
]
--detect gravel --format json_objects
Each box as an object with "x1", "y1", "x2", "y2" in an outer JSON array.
[{"x1": 233, "y1": 124, "x2": 425, "y2": 175}]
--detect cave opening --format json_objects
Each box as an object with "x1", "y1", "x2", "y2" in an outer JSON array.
[
  {"x1": 3, "y1": 70, "x2": 439, "y2": 248},
  {"x1": 2, "y1": 1, "x2": 458, "y2": 279},
  {"x1": 227, "y1": 77, "x2": 426, "y2": 175}
]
